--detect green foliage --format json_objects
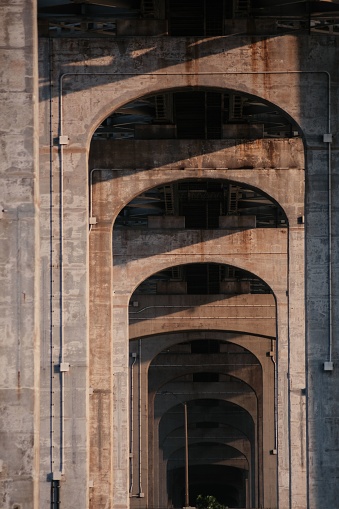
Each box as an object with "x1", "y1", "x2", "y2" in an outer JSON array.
[{"x1": 196, "y1": 494, "x2": 228, "y2": 509}]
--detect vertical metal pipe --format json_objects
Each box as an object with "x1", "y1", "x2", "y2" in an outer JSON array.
[
  {"x1": 271, "y1": 339, "x2": 278, "y2": 451},
  {"x1": 48, "y1": 36, "x2": 55, "y2": 477},
  {"x1": 138, "y1": 338, "x2": 143, "y2": 495},
  {"x1": 58, "y1": 74, "x2": 65, "y2": 475},
  {"x1": 130, "y1": 353, "x2": 137, "y2": 493},
  {"x1": 184, "y1": 401, "x2": 189, "y2": 508}
]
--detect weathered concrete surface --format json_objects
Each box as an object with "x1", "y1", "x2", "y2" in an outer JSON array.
[
  {"x1": 0, "y1": 0, "x2": 40, "y2": 508},
  {"x1": 91, "y1": 166, "x2": 304, "y2": 226},
  {"x1": 149, "y1": 350, "x2": 274, "y2": 507},
  {"x1": 2, "y1": 24, "x2": 333, "y2": 509},
  {"x1": 130, "y1": 331, "x2": 275, "y2": 507},
  {"x1": 128, "y1": 293, "x2": 276, "y2": 338},
  {"x1": 90, "y1": 138, "x2": 304, "y2": 170},
  {"x1": 88, "y1": 120, "x2": 300, "y2": 508},
  {"x1": 113, "y1": 228, "x2": 288, "y2": 294}
]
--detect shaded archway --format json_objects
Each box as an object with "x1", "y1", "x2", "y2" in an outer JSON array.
[
  {"x1": 146, "y1": 332, "x2": 269, "y2": 509},
  {"x1": 93, "y1": 89, "x2": 299, "y2": 142},
  {"x1": 88, "y1": 82, "x2": 305, "y2": 509},
  {"x1": 115, "y1": 178, "x2": 288, "y2": 231},
  {"x1": 128, "y1": 253, "x2": 277, "y2": 508}
]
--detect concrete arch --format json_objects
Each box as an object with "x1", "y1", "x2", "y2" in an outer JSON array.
[
  {"x1": 158, "y1": 400, "x2": 255, "y2": 445},
  {"x1": 130, "y1": 331, "x2": 272, "y2": 370},
  {"x1": 167, "y1": 442, "x2": 249, "y2": 507},
  {"x1": 160, "y1": 413, "x2": 252, "y2": 470},
  {"x1": 113, "y1": 175, "x2": 290, "y2": 232},
  {"x1": 153, "y1": 389, "x2": 257, "y2": 424},
  {"x1": 87, "y1": 57, "x2": 304, "y2": 509},
  {"x1": 82, "y1": 71, "x2": 306, "y2": 147},
  {"x1": 159, "y1": 403, "x2": 254, "y2": 506},
  {"x1": 91, "y1": 84, "x2": 303, "y2": 137},
  {"x1": 168, "y1": 441, "x2": 248, "y2": 467},
  {"x1": 150, "y1": 368, "x2": 262, "y2": 401},
  {"x1": 161, "y1": 420, "x2": 251, "y2": 450},
  {"x1": 116, "y1": 249, "x2": 285, "y2": 298},
  {"x1": 145, "y1": 329, "x2": 275, "y2": 506},
  {"x1": 98, "y1": 165, "x2": 304, "y2": 227},
  {"x1": 148, "y1": 336, "x2": 263, "y2": 395}
]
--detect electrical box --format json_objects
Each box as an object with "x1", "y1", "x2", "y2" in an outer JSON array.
[
  {"x1": 323, "y1": 133, "x2": 333, "y2": 143},
  {"x1": 59, "y1": 135, "x2": 69, "y2": 145}
]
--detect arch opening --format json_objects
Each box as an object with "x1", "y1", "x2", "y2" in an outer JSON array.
[
  {"x1": 88, "y1": 80, "x2": 304, "y2": 509},
  {"x1": 129, "y1": 285, "x2": 275, "y2": 509},
  {"x1": 115, "y1": 178, "x2": 288, "y2": 231},
  {"x1": 92, "y1": 89, "x2": 299, "y2": 142}
]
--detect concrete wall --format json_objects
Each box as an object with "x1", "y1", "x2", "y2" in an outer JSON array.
[
  {"x1": 39, "y1": 34, "x2": 306, "y2": 509},
  {"x1": 0, "y1": 0, "x2": 40, "y2": 508},
  {"x1": 2, "y1": 11, "x2": 339, "y2": 507}
]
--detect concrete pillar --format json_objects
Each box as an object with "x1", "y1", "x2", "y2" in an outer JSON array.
[
  {"x1": 88, "y1": 172, "x2": 115, "y2": 508},
  {"x1": 0, "y1": 0, "x2": 40, "y2": 508},
  {"x1": 89, "y1": 225, "x2": 113, "y2": 509},
  {"x1": 129, "y1": 338, "x2": 149, "y2": 509},
  {"x1": 112, "y1": 294, "x2": 130, "y2": 509},
  {"x1": 305, "y1": 144, "x2": 339, "y2": 507},
  {"x1": 275, "y1": 294, "x2": 289, "y2": 509},
  {"x1": 289, "y1": 225, "x2": 307, "y2": 508},
  {"x1": 260, "y1": 343, "x2": 278, "y2": 508}
]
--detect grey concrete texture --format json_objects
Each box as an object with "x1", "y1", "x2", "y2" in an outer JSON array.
[
  {"x1": 0, "y1": 0, "x2": 40, "y2": 508},
  {"x1": 2, "y1": 5, "x2": 339, "y2": 507}
]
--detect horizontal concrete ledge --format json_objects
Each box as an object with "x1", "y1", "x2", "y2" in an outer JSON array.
[{"x1": 90, "y1": 138, "x2": 304, "y2": 170}]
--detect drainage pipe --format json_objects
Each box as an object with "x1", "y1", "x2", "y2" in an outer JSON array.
[
  {"x1": 138, "y1": 338, "x2": 143, "y2": 496},
  {"x1": 48, "y1": 36, "x2": 55, "y2": 476},
  {"x1": 59, "y1": 143, "x2": 66, "y2": 474},
  {"x1": 130, "y1": 352, "x2": 137, "y2": 494},
  {"x1": 271, "y1": 338, "x2": 278, "y2": 451},
  {"x1": 130, "y1": 304, "x2": 275, "y2": 314},
  {"x1": 328, "y1": 134, "x2": 333, "y2": 364}
]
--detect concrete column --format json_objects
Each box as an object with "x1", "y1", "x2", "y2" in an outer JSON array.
[
  {"x1": 89, "y1": 225, "x2": 113, "y2": 509},
  {"x1": 147, "y1": 392, "x2": 156, "y2": 509},
  {"x1": 112, "y1": 293, "x2": 130, "y2": 509},
  {"x1": 88, "y1": 171, "x2": 116, "y2": 508},
  {"x1": 261, "y1": 344, "x2": 278, "y2": 508},
  {"x1": 305, "y1": 144, "x2": 339, "y2": 508},
  {"x1": 158, "y1": 453, "x2": 168, "y2": 508},
  {"x1": 0, "y1": 0, "x2": 40, "y2": 508},
  {"x1": 275, "y1": 294, "x2": 289, "y2": 509},
  {"x1": 130, "y1": 337, "x2": 149, "y2": 508},
  {"x1": 245, "y1": 475, "x2": 250, "y2": 508},
  {"x1": 289, "y1": 225, "x2": 307, "y2": 509}
]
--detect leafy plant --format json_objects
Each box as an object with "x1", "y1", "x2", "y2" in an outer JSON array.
[{"x1": 196, "y1": 494, "x2": 228, "y2": 509}]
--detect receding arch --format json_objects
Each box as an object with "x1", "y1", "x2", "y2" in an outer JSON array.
[
  {"x1": 114, "y1": 177, "x2": 289, "y2": 231},
  {"x1": 90, "y1": 86, "x2": 302, "y2": 144},
  {"x1": 144, "y1": 325, "x2": 274, "y2": 509},
  {"x1": 157, "y1": 398, "x2": 255, "y2": 508},
  {"x1": 89, "y1": 78, "x2": 303, "y2": 509}
]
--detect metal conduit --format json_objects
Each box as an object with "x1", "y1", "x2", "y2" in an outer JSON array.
[
  {"x1": 138, "y1": 338, "x2": 143, "y2": 497},
  {"x1": 130, "y1": 304, "x2": 275, "y2": 314},
  {"x1": 150, "y1": 364, "x2": 261, "y2": 367},
  {"x1": 129, "y1": 353, "x2": 137, "y2": 494},
  {"x1": 130, "y1": 316, "x2": 275, "y2": 320},
  {"x1": 270, "y1": 339, "x2": 278, "y2": 452},
  {"x1": 48, "y1": 36, "x2": 55, "y2": 478}
]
